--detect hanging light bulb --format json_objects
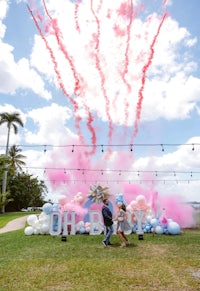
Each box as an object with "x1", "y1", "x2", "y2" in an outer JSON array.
[{"x1": 44, "y1": 145, "x2": 47, "y2": 153}]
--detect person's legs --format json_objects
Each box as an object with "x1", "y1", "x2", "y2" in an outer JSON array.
[
  {"x1": 122, "y1": 233, "x2": 130, "y2": 245},
  {"x1": 105, "y1": 226, "x2": 112, "y2": 245},
  {"x1": 117, "y1": 231, "x2": 123, "y2": 244},
  {"x1": 103, "y1": 225, "x2": 113, "y2": 246}
]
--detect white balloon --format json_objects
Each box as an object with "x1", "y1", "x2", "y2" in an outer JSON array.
[
  {"x1": 33, "y1": 228, "x2": 40, "y2": 235},
  {"x1": 33, "y1": 220, "x2": 41, "y2": 229},
  {"x1": 24, "y1": 226, "x2": 34, "y2": 236},
  {"x1": 40, "y1": 223, "x2": 50, "y2": 234},
  {"x1": 27, "y1": 215, "x2": 38, "y2": 226}
]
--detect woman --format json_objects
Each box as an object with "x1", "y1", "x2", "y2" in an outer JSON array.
[{"x1": 115, "y1": 203, "x2": 131, "y2": 247}]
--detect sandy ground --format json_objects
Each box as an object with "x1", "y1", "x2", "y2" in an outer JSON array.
[{"x1": 0, "y1": 216, "x2": 28, "y2": 234}]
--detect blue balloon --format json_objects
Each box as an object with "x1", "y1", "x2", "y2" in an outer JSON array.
[
  {"x1": 167, "y1": 221, "x2": 181, "y2": 235},
  {"x1": 150, "y1": 218, "x2": 159, "y2": 228},
  {"x1": 145, "y1": 224, "x2": 151, "y2": 232},
  {"x1": 155, "y1": 225, "x2": 164, "y2": 234},
  {"x1": 42, "y1": 203, "x2": 53, "y2": 215},
  {"x1": 79, "y1": 226, "x2": 86, "y2": 234},
  {"x1": 52, "y1": 203, "x2": 60, "y2": 211}
]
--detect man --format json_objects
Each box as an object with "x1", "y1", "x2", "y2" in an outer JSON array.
[{"x1": 102, "y1": 198, "x2": 113, "y2": 247}]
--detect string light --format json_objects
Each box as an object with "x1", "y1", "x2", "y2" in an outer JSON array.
[
  {"x1": 44, "y1": 145, "x2": 47, "y2": 153},
  {"x1": 21, "y1": 166, "x2": 200, "y2": 185},
  {"x1": 21, "y1": 166, "x2": 200, "y2": 177},
  {"x1": 41, "y1": 179, "x2": 199, "y2": 184},
  {"x1": 1, "y1": 143, "x2": 200, "y2": 151}
]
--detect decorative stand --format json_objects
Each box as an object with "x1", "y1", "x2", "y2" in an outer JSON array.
[
  {"x1": 138, "y1": 234, "x2": 144, "y2": 240},
  {"x1": 61, "y1": 235, "x2": 67, "y2": 242}
]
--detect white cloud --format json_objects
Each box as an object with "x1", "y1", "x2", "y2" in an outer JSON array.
[
  {"x1": 0, "y1": 0, "x2": 8, "y2": 21},
  {"x1": 130, "y1": 136, "x2": 200, "y2": 201},
  {"x1": 0, "y1": 39, "x2": 52, "y2": 99},
  {"x1": 142, "y1": 72, "x2": 200, "y2": 120},
  {"x1": 28, "y1": 1, "x2": 200, "y2": 125},
  {"x1": 0, "y1": 1, "x2": 52, "y2": 99},
  {"x1": 0, "y1": 0, "x2": 8, "y2": 39},
  {"x1": 25, "y1": 103, "x2": 76, "y2": 144}
]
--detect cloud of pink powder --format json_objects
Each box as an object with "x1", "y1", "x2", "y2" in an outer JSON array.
[{"x1": 45, "y1": 147, "x2": 195, "y2": 228}]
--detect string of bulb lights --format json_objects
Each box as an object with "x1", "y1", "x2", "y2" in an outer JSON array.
[
  {"x1": 41, "y1": 179, "x2": 200, "y2": 185},
  {"x1": 20, "y1": 167, "x2": 200, "y2": 184},
  {"x1": 1, "y1": 143, "x2": 198, "y2": 184},
  {"x1": 21, "y1": 166, "x2": 198, "y2": 177},
  {"x1": 0, "y1": 142, "x2": 199, "y2": 152}
]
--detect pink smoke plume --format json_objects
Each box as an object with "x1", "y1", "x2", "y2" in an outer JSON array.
[
  {"x1": 28, "y1": 1, "x2": 169, "y2": 149},
  {"x1": 44, "y1": 146, "x2": 194, "y2": 228}
]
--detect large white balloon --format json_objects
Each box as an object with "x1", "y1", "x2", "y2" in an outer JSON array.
[
  {"x1": 27, "y1": 214, "x2": 38, "y2": 226},
  {"x1": 24, "y1": 226, "x2": 34, "y2": 236},
  {"x1": 40, "y1": 224, "x2": 50, "y2": 234}
]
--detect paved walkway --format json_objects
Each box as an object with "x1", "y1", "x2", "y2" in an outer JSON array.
[{"x1": 0, "y1": 216, "x2": 28, "y2": 234}]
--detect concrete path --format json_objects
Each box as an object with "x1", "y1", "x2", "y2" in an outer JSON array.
[{"x1": 0, "y1": 216, "x2": 28, "y2": 234}]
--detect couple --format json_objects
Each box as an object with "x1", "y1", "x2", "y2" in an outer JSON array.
[{"x1": 102, "y1": 198, "x2": 131, "y2": 248}]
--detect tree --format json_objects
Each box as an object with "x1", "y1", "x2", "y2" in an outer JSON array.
[
  {"x1": 0, "y1": 155, "x2": 13, "y2": 210},
  {"x1": 0, "y1": 112, "x2": 24, "y2": 213},
  {"x1": 0, "y1": 191, "x2": 13, "y2": 211},
  {"x1": 9, "y1": 145, "x2": 26, "y2": 172},
  {"x1": 7, "y1": 172, "x2": 47, "y2": 211}
]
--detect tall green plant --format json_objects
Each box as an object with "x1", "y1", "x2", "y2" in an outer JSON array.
[
  {"x1": 0, "y1": 112, "x2": 24, "y2": 213},
  {"x1": 9, "y1": 145, "x2": 26, "y2": 172},
  {"x1": 0, "y1": 190, "x2": 13, "y2": 211}
]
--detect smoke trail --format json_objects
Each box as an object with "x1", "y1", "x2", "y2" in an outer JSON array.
[
  {"x1": 43, "y1": 0, "x2": 97, "y2": 150},
  {"x1": 131, "y1": 12, "x2": 168, "y2": 142},
  {"x1": 120, "y1": 2, "x2": 143, "y2": 130},
  {"x1": 162, "y1": 0, "x2": 169, "y2": 10},
  {"x1": 74, "y1": 2, "x2": 80, "y2": 32},
  {"x1": 43, "y1": 0, "x2": 81, "y2": 95},
  {"x1": 27, "y1": 4, "x2": 84, "y2": 144},
  {"x1": 121, "y1": 1, "x2": 134, "y2": 94},
  {"x1": 90, "y1": 0, "x2": 113, "y2": 145}
]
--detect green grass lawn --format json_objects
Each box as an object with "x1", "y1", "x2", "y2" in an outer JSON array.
[
  {"x1": 0, "y1": 226, "x2": 200, "y2": 290},
  {"x1": 0, "y1": 212, "x2": 39, "y2": 228}
]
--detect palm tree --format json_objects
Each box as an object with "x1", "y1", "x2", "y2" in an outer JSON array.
[
  {"x1": 0, "y1": 112, "x2": 24, "y2": 212},
  {"x1": 9, "y1": 145, "x2": 26, "y2": 172}
]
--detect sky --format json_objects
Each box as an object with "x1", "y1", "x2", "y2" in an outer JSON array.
[{"x1": 1, "y1": 0, "x2": 200, "y2": 205}]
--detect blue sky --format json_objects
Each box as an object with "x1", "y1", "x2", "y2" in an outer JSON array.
[{"x1": 1, "y1": 0, "x2": 200, "y2": 202}]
